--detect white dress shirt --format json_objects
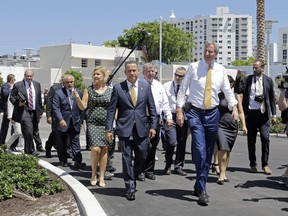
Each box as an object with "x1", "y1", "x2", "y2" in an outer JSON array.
[
  {"x1": 149, "y1": 79, "x2": 172, "y2": 119},
  {"x1": 163, "y1": 80, "x2": 189, "y2": 113},
  {"x1": 249, "y1": 75, "x2": 265, "y2": 113},
  {"x1": 177, "y1": 60, "x2": 237, "y2": 110}
]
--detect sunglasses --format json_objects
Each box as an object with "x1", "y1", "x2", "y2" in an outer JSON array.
[{"x1": 174, "y1": 73, "x2": 185, "y2": 78}]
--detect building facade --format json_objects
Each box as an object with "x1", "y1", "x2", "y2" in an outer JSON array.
[
  {"x1": 278, "y1": 28, "x2": 288, "y2": 65},
  {"x1": 170, "y1": 7, "x2": 253, "y2": 65}
]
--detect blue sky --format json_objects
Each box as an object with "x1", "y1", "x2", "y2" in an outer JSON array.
[{"x1": 0, "y1": 0, "x2": 287, "y2": 55}]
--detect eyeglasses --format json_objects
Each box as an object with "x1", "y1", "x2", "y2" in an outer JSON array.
[{"x1": 174, "y1": 73, "x2": 185, "y2": 78}]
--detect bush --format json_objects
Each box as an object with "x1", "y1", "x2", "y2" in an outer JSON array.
[{"x1": 0, "y1": 145, "x2": 64, "y2": 201}]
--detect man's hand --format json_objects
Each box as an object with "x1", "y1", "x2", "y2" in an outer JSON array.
[
  {"x1": 149, "y1": 129, "x2": 156, "y2": 138},
  {"x1": 105, "y1": 131, "x2": 113, "y2": 142},
  {"x1": 59, "y1": 119, "x2": 67, "y2": 128},
  {"x1": 271, "y1": 116, "x2": 277, "y2": 125},
  {"x1": 176, "y1": 109, "x2": 184, "y2": 127},
  {"x1": 231, "y1": 105, "x2": 239, "y2": 121},
  {"x1": 166, "y1": 119, "x2": 174, "y2": 128},
  {"x1": 19, "y1": 101, "x2": 25, "y2": 107},
  {"x1": 47, "y1": 117, "x2": 52, "y2": 124}
]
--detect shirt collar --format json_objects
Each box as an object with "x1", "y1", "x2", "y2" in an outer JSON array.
[{"x1": 126, "y1": 80, "x2": 138, "y2": 88}]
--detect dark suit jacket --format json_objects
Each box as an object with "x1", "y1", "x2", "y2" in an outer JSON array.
[
  {"x1": 239, "y1": 74, "x2": 276, "y2": 117},
  {"x1": 10, "y1": 80, "x2": 43, "y2": 123},
  {"x1": 46, "y1": 83, "x2": 62, "y2": 119},
  {"x1": 105, "y1": 80, "x2": 157, "y2": 138},
  {"x1": 53, "y1": 88, "x2": 83, "y2": 133},
  {"x1": 0, "y1": 82, "x2": 12, "y2": 112}
]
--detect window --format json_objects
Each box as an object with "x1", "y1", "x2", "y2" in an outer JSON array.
[
  {"x1": 95, "y1": 59, "x2": 101, "y2": 66},
  {"x1": 283, "y1": 34, "x2": 287, "y2": 45},
  {"x1": 81, "y1": 59, "x2": 88, "y2": 68}
]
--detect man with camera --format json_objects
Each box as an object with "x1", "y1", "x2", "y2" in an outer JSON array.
[{"x1": 239, "y1": 59, "x2": 276, "y2": 175}]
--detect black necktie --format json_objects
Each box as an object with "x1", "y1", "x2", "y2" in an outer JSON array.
[{"x1": 176, "y1": 85, "x2": 180, "y2": 98}]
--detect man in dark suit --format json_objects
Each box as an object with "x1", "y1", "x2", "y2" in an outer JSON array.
[
  {"x1": 239, "y1": 59, "x2": 276, "y2": 175},
  {"x1": 0, "y1": 74, "x2": 16, "y2": 145},
  {"x1": 53, "y1": 74, "x2": 85, "y2": 169},
  {"x1": 10, "y1": 69, "x2": 44, "y2": 155},
  {"x1": 105, "y1": 61, "x2": 157, "y2": 201},
  {"x1": 45, "y1": 81, "x2": 63, "y2": 157}
]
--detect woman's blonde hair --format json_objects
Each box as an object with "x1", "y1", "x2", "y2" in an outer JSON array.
[{"x1": 93, "y1": 66, "x2": 108, "y2": 82}]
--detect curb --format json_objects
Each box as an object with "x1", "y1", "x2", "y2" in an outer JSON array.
[{"x1": 39, "y1": 159, "x2": 106, "y2": 216}]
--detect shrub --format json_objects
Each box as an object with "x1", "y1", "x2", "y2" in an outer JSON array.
[{"x1": 0, "y1": 145, "x2": 64, "y2": 201}]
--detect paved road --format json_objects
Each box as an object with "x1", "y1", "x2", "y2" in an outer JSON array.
[{"x1": 3, "y1": 116, "x2": 288, "y2": 216}]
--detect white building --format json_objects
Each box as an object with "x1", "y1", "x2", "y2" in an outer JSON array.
[
  {"x1": 169, "y1": 7, "x2": 253, "y2": 65},
  {"x1": 277, "y1": 27, "x2": 288, "y2": 65}
]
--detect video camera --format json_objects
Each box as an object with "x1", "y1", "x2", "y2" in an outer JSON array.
[{"x1": 276, "y1": 66, "x2": 288, "y2": 89}]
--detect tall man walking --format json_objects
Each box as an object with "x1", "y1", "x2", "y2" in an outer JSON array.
[
  {"x1": 10, "y1": 69, "x2": 44, "y2": 155},
  {"x1": 239, "y1": 59, "x2": 276, "y2": 175},
  {"x1": 176, "y1": 41, "x2": 239, "y2": 206},
  {"x1": 105, "y1": 61, "x2": 157, "y2": 201}
]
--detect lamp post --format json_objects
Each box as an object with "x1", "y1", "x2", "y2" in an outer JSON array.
[
  {"x1": 265, "y1": 20, "x2": 278, "y2": 77},
  {"x1": 159, "y1": 16, "x2": 163, "y2": 83}
]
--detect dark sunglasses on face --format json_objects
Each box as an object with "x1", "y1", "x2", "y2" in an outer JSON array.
[{"x1": 175, "y1": 73, "x2": 185, "y2": 78}]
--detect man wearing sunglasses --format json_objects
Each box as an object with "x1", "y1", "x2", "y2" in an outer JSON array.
[{"x1": 163, "y1": 67, "x2": 189, "y2": 176}]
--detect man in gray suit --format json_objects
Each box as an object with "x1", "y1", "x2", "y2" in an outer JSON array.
[
  {"x1": 10, "y1": 69, "x2": 44, "y2": 155},
  {"x1": 105, "y1": 61, "x2": 157, "y2": 201}
]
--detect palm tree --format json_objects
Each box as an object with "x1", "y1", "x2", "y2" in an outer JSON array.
[{"x1": 256, "y1": 0, "x2": 265, "y2": 61}]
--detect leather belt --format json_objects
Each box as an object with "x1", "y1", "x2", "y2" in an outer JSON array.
[{"x1": 190, "y1": 104, "x2": 218, "y2": 113}]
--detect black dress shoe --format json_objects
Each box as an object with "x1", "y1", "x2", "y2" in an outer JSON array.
[
  {"x1": 197, "y1": 191, "x2": 209, "y2": 206},
  {"x1": 31, "y1": 151, "x2": 39, "y2": 156},
  {"x1": 164, "y1": 167, "x2": 171, "y2": 175},
  {"x1": 145, "y1": 172, "x2": 156, "y2": 180},
  {"x1": 74, "y1": 161, "x2": 86, "y2": 169},
  {"x1": 137, "y1": 173, "x2": 145, "y2": 181},
  {"x1": 126, "y1": 192, "x2": 135, "y2": 201},
  {"x1": 37, "y1": 147, "x2": 46, "y2": 152},
  {"x1": 174, "y1": 169, "x2": 187, "y2": 176},
  {"x1": 192, "y1": 189, "x2": 201, "y2": 197},
  {"x1": 46, "y1": 151, "x2": 52, "y2": 158},
  {"x1": 106, "y1": 166, "x2": 117, "y2": 173},
  {"x1": 61, "y1": 161, "x2": 68, "y2": 167}
]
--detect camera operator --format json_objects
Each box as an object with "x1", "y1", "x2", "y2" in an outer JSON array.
[
  {"x1": 239, "y1": 59, "x2": 276, "y2": 175},
  {"x1": 277, "y1": 84, "x2": 288, "y2": 187}
]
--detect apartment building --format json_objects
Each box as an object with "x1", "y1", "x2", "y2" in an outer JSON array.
[
  {"x1": 170, "y1": 7, "x2": 253, "y2": 65},
  {"x1": 278, "y1": 28, "x2": 288, "y2": 65}
]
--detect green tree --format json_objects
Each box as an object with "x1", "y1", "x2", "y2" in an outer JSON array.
[
  {"x1": 231, "y1": 57, "x2": 255, "y2": 66},
  {"x1": 104, "y1": 21, "x2": 194, "y2": 64},
  {"x1": 0, "y1": 72, "x2": 3, "y2": 87},
  {"x1": 103, "y1": 40, "x2": 119, "y2": 47},
  {"x1": 64, "y1": 70, "x2": 86, "y2": 91}
]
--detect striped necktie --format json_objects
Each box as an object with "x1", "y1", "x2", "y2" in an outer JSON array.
[{"x1": 28, "y1": 83, "x2": 33, "y2": 110}]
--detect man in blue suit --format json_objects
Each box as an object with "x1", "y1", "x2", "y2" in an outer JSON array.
[
  {"x1": 53, "y1": 74, "x2": 85, "y2": 169},
  {"x1": 105, "y1": 61, "x2": 157, "y2": 201}
]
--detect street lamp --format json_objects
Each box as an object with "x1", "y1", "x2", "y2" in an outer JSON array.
[
  {"x1": 265, "y1": 20, "x2": 278, "y2": 77},
  {"x1": 159, "y1": 16, "x2": 163, "y2": 83}
]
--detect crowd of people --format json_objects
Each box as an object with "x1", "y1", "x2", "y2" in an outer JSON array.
[{"x1": 0, "y1": 41, "x2": 287, "y2": 206}]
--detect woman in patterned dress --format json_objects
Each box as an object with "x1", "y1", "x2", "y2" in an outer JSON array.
[{"x1": 75, "y1": 66, "x2": 112, "y2": 187}]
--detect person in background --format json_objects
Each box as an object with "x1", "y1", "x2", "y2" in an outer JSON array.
[
  {"x1": 105, "y1": 61, "x2": 157, "y2": 201},
  {"x1": 10, "y1": 69, "x2": 45, "y2": 155},
  {"x1": 214, "y1": 75, "x2": 247, "y2": 185},
  {"x1": 0, "y1": 74, "x2": 16, "y2": 145},
  {"x1": 141, "y1": 63, "x2": 173, "y2": 181},
  {"x1": 76, "y1": 66, "x2": 113, "y2": 187},
  {"x1": 163, "y1": 66, "x2": 189, "y2": 176},
  {"x1": 239, "y1": 59, "x2": 276, "y2": 175},
  {"x1": 275, "y1": 81, "x2": 288, "y2": 187},
  {"x1": 176, "y1": 41, "x2": 239, "y2": 206},
  {"x1": 53, "y1": 74, "x2": 85, "y2": 169}
]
